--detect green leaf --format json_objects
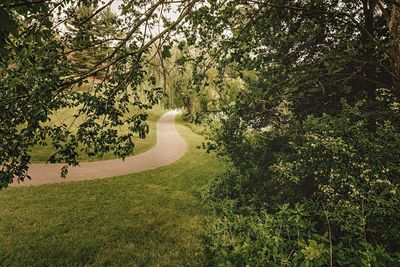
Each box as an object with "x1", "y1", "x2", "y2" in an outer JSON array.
[
  {"x1": 162, "y1": 44, "x2": 172, "y2": 59},
  {"x1": 0, "y1": 8, "x2": 17, "y2": 36}
]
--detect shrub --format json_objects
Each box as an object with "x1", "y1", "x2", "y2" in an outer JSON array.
[
  {"x1": 205, "y1": 202, "x2": 400, "y2": 266},
  {"x1": 204, "y1": 101, "x2": 400, "y2": 265},
  {"x1": 270, "y1": 102, "x2": 400, "y2": 250}
]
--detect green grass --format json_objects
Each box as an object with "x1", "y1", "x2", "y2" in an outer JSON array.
[
  {"x1": 0, "y1": 116, "x2": 226, "y2": 266},
  {"x1": 30, "y1": 106, "x2": 166, "y2": 162}
]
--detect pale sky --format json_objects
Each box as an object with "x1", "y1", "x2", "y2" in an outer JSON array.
[
  {"x1": 109, "y1": 0, "x2": 181, "y2": 39},
  {"x1": 111, "y1": 0, "x2": 180, "y2": 20},
  {"x1": 111, "y1": 0, "x2": 121, "y2": 15}
]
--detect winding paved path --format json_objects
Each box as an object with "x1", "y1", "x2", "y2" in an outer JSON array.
[{"x1": 12, "y1": 110, "x2": 187, "y2": 187}]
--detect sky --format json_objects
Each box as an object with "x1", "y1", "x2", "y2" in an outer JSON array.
[
  {"x1": 111, "y1": 0, "x2": 121, "y2": 15},
  {"x1": 109, "y1": 0, "x2": 181, "y2": 37},
  {"x1": 111, "y1": 0, "x2": 179, "y2": 20}
]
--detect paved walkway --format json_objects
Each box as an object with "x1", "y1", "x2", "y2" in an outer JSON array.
[{"x1": 12, "y1": 110, "x2": 187, "y2": 186}]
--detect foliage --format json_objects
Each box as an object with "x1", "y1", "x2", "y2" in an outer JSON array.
[
  {"x1": 203, "y1": 102, "x2": 400, "y2": 265},
  {"x1": 0, "y1": 0, "x2": 198, "y2": 187},
  {"x1": 1, "y1": 0, "x2": 400, "y2": 264},
  {"x1": 271, "y1": 102, "x2": 400, "y2": 241},
  {"x1": 66, "y1": 5, "x2": 120, "y2": 76},
  {"x1": 204, "y1": 201, "x2": 400, "y2": 266},
  {"x1": 29, "y1": 106, "x2": 166, "y2": 162},
  {"x1": 176, "y1": 0, "x2": 400, "y2": 265},
  {"x1": 184, "y1": 0, "x2": 400, "y2": 116},
  {"x1": 146, "y1": 45, "x2": 227, "y2": 123}
]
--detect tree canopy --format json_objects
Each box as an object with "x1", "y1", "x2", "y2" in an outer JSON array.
[{"x1": 179, "y1": 1, "x2": 400, "y2": 264}]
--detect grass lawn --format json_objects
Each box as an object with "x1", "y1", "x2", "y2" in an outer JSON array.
[
  {"x1": 30, "y1": 106, "x2": 166, "y2": 162},
  {"x1": 0, "y1": 116, "x2": 226, "y2": 266}
]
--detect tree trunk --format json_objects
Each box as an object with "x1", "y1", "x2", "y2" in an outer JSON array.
[
  {"x1": 389, "y1": 3, "x2": 400, "y2": 93},
  {"x1": 184, "y1": 96, "x2": 192, "y2": 115},
  {"x1": 361, "y1": 0, "x2": 377, "y2": 101},
  {"x1": 159, "y1": 53, "x2": 169, "y2": 107}
]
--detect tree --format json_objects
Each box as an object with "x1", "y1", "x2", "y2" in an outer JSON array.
[
  {"x1": 0, "y1": 0, "x2": 198, "y2": 188},
  {"x1": 185, "y1": 0, "x2": 399, "y2": 115},
  {"x1": 387, "y1": 1, "x2": 400, "y2": 91},
  {"x1": 148, "y1": 44, "x2": 226, "y2": 122},
  {"x1": 66, "y1": 5, "x2": 121, "y2": 77},
  {"x1": 181, "y1": 0, "x2": 400, "y2": 263}
]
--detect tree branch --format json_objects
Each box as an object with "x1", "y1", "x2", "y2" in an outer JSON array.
[
  {"x1": 78, "y1": 0, "x2": 115, "y2": 26},
  {"x1": 59, "y1": 0, "x2": 198, "y2": 90}
]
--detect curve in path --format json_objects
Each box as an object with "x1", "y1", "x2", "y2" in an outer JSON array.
[{"x1": 12, "y1": 110, "x2": 187, "y2": 187}]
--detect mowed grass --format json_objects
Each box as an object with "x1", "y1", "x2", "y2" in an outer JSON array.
[
  {"x1": 30, "y1": 106, "x2": 166, "y2": 162},
  {"x1": 0, "y1": 116, "x2": 225, "y2": 266}
]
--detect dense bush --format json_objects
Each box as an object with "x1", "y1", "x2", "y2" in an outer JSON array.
[
  {"x1": 203, "y1": 102, "x2": 400, "y2": 266},
  {"x1": 204, "y1": 202, "x2": 400, "y2": 266}
]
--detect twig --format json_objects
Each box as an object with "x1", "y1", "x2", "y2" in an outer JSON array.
[{"x1": 321, "y1": 202, "x2": 333, "y2": 267}]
